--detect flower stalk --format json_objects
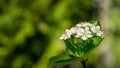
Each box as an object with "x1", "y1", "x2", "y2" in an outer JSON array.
[{"x1": 81, "y1": 59, "x2": 88, "y2": 68}]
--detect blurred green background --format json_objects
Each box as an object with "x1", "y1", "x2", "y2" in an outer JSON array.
[{"x1": 0, "y1": 0, "x2": 120, "y2": 68}]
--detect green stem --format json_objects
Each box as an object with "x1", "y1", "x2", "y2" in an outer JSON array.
[{"x1": 81, "y1": 59, "x2": 88, "y2": 68}]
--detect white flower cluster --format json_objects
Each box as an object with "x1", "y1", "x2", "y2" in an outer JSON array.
[{"x1": 60, "y1": 22, "x2": 103, "y2": 40}]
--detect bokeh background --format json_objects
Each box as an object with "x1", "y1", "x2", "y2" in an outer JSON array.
[{"x1": 0, "y1": 0, "x2": 120, "y2": 68}]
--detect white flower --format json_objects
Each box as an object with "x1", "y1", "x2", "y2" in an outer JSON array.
[
  {"x1": 96, "y1": 31, "x2": 103, "y2": 36},
  {"x1": 78, "y1": 22, "x2": 92, "y2": 27},
  {"x1": 91, "y1": 26, "x2": 103, "y2": 36},
  {"x1": 80, "y1": 22, "x2": 88, "y2": 27},
  {"x1": 60, "y1": 29, "x2": 71, "y2": 40},
  {"x1": 84, "y1": 27, "x2": 93, "y2": 38},
  {"x1": 76, "y1": 23, "x2": 82, "y2": 27},
  {"x1": 70, "y1": 27, "x2": 76, "y2": 35},
  {"x1": 75, "y1": 28, "x2": 84, "y2": 38},
  {"x1": 65, "y1": 29, "x2": 72, "y2": 37},
  {"x1": 80, "y1": 27, "x2": 92, "y2": 40},
  {"x1": 60, "y1": 34, "x2": 67, "y2": 40},
  {"x1": 60, "y1": 22, "x2": 103, "y2": 40},
  {"x1": 91, "y1": 25, "x2": 97, "y2": 33},
  {"x1": 86, "y1": 23, "x2": 92, "y2": 27},
  {"x1": 76, "y1": 28, "x2": 84, "y2": 36}
]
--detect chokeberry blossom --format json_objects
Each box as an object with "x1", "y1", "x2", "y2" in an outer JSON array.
[
  {"x1": 51, "y1": 21, "x2": 104, "y2": 68},
  {"x1": 60, "y1": 22, "x2": 103, "y2": 40},
  {"x1": 60, "y1": 29, "x2": 71, "y2": 40},
  {"x1": 91, "y1": 25, "x2": 103, "y2": 36}
]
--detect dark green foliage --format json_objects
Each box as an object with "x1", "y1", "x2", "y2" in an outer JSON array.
[{"x1": 50, "y1": 54, "x2": 81, "y2": 64}]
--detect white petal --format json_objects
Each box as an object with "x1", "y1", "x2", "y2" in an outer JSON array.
[
  {"x1": 70, "y1": 27, "x2": 76, "y2": 34},
  {"x1": 87, "y1": 34, "x2": 92, "y2": 38},
  {"x1": 97, "y1": 31, "x2": 103, "y2": 36},
  {"x1": 85, "y1": 27, "x2": 89, "y2": 31},
  {"x1": 82, "y1": 36, "x2": 87, "y2": 40},
  {"x1": 65, "y1": 29, "x2": 72, "y2": 37},
  {"x1": 65, "y1": 29, "x2": 69, "y2": 32},
  {"x1": 91, "y1": 26, "x2": 96, "y2": 33},
  {"x1": 76, "y1": 23, "x2": 81, "y2": 27},
  {"x1": 76, "y1": 28, "x2": 84, "y2": 36},
  {"x1": 80, "y1": 28, "x2": 84, "y2": 33},
  {"x1": 81, "y1": 23, "x2": 87, "y2": 27},
  {"x1": 64, "y1": 37, "x2": 67, "y2": 40},
  {"x1": 60, "y1": 36, "x2": 63, "y2": 39},
  {"x1": 96, "y1": 26, "x2": 100, "y2": 31},
  {"x1": 75, "y1": 35, "x2": 80, "y2": 38},
  {"x1": 67, "y1": 35, "x2": 71, "y2": 39},
  {"x1": 60, "y1": 34, "x2": 65, "y2": 40},
  {"x1": 87, "y1": 23, "x2": 92, "y2": 27}
]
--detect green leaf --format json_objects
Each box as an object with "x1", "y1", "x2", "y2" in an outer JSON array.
[
  {"x1": 66, "y1": 47, "x2": 78, "y2": 57},
  {"x1": 90, "y1": 21, "x2": 101, "y2": 26},
  {"x1": 50, "y1": 54, "x2": 81, "y2": 64},
  {"x1": 50, "y1": 54, "x2": 71, "y2": 63},
  {"x1": 55, "y1": 57, "x2": 81, "y2": 64},
  {"x1": 64, "y1": 39, "x2": 78, "y2": 56},
  {"x1": 93, "y1": 37, "x2": 103, "y2": 46},
  {"x1": 80, "y1": 37, "x2": 103, "y2": 54}
]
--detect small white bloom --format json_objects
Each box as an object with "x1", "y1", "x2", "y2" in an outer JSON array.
[
  {"x1": 76, "y1": 28, "x2": 84, "y2": 36},
  {"x1": 79, "y1": 22, "x2": 92, "y2": 27},
  {"x1": 80, "y1": 27, "x2": 92, "y2": 40},
  {"x1": 74, "y1": 28, "x2": 84, "y2": 38},
  {"x1": 86, "y1": 23, "x2": 92, "y2": 27},
  {"x1": 80, "y1": 22, "x2": 88, "y2": 27},
  {"x1": 60, "y1": 34, "x2": 67, "y2": 40},
  {"x1": 96, "y1": 31, "x2": 103, "y2": 36},
  {"x1": 91, "y1": 26, "x2": 103, "y2": 36},
  {"x1": 90, "y1": 25, "x2": 96, "y2": 33},
  {"x1": 65, "y1": 29, "x2": 71, "y2": 37},
  {"x1": 60, "y1": 29, "x2": 71, "y2": 40},
  {"x1": 70, "y1": 27, "x2": 76, "y2": 35},
  {"x1": 75, "y1": 34, "x2": 80, "y2": 38},
  {"x1": 85, "y1": 27, "x2": 92, "y2": 38},
  {"x1": 76, "y1": 23, "x2": 82, "y2": 27},
  {"x1": 60, "y1": 22, "x2": 103, "y2": 40},
  {"x1": 82, "y1": 36, "x2": 87, "y2": 40}
]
